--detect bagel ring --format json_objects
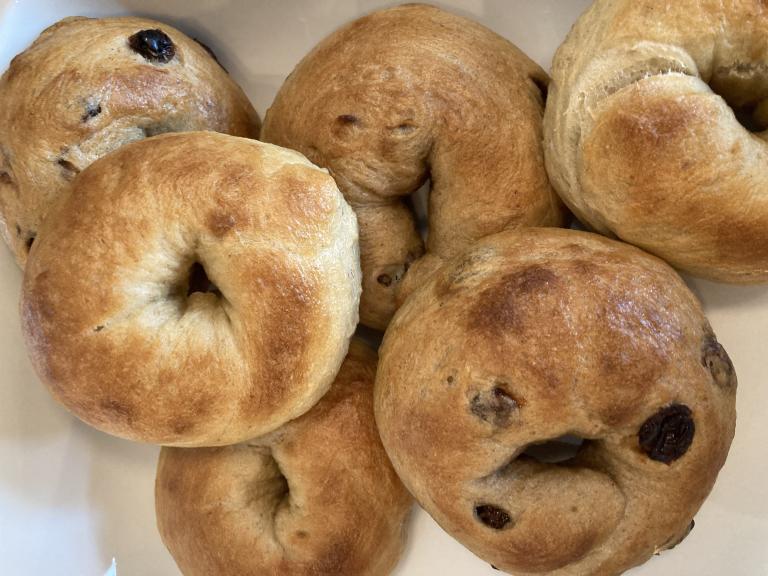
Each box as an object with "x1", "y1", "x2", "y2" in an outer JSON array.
[
  {"x1": 156, "y1": 339, "x2": 412, "y2": 576},
  {"x1": 0, "y1": 15, "x2": 260, "y2": 266},
  {"x1": 262, "y1": 4, "x2": 564, "y2": 330},
  {"x1": 375, "y1": 228, "x2": 736, "y2": 575},
  {"x1": 545, "y1": 0, "x2": 768, "y2": 283},
  {"x1": 21, "y1": 132, "x2": 360, "y2": 446}
]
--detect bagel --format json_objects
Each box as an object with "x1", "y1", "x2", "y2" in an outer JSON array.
[
  {"x1": 21, "y1": 131, "x2": 360, "y2": 446},
  {"x1": 262, "y1": 3, "x2": 564, "y2": 330},
  {"x1": 155, "y1": 339, "x2": 412, "y2": 576},
  {"x1": 374, "y1": 228, "x2": 736, "y2": 575},
  {"x1": 0, "y1": 16, "x2": 260, "y2": 267},
  {"x1": 544, "y1": 0, "x2": 768, "y2": 283}
]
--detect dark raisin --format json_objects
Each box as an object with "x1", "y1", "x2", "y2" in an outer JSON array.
[
  {"x1": 82, "y1": 103, "x2": 102, "y2": 122},
  {"x1": 128, "y1": 29, "x2": 176, "y2": 63},
  {"x1": 701, "y1": 336, "x2": 736, "y2": 390},
  {"x1": 25, "y1": 232, "x2": 36, "y2": 251},
  {"x1": 337, "y1": 114, "x2": 358, "y2": 125},
  {"x1": 0, "y1": 171, "x2": 11, "y2": 185},
  {"x1": 475, "y1": 504, "x2": 512, "y2": 530},
  {"x1": 377, "y1": 273, "x2": 393, "y2": 287},
  {"x1": 638, "y1": 404, "x2": 695, "y2": 464},
  {"x1": 193, "y1": 37, "x2": 226, "y2": 71},
  {"x1": 15, "y1": 224, "x2": 21, "y2": 236},
  {"x1": 470, "y1": 385, "x2": 520, "y2": 427},
  {"x1": 94, "y1": 325, "x2": 105, "y2": 332}
]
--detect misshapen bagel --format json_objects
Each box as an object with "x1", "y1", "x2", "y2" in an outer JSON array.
[
  {"x1": 262, "y1": 4, "x2": 564, "y2": 330},
  {"x1": 156, "y1": 340, "x2": 412, "y2": 576},
  {"x1": 544, "y1": 0, "x2": 768, "y2": 283},
  {"x1": 375, "y1": 228, "x2": 736, "y2": 575},
  {"x1": 0, "y1": 16, "x2": 260, "y2": 266},
  {"x1": 21, "y1": 132, "x2": 360, "y2": 446}
]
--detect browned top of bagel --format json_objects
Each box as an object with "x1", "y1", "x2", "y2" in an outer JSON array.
[
  {"x1": 0, "y1": 16, "x2": 260, "y2": 267},
  {"x1": 156, "y1": 339, "x2": 412, "y2": 576},
  {"x1": 544, "y1": 0, "x2": 768, "y2": 283},
  {"x1": 375, "y1": 228, "x2": 736, "y2": 576},
  {"x1": 262, "y1": 3, "x2": 564, "y2": 329},
  {"x1": 21, "y1": 132, "x2": 361, "y2": 447}
]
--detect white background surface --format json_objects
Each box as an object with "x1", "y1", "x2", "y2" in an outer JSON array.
[{"x1": 1, "y1": 1, "x2": 767, "y2": 575}]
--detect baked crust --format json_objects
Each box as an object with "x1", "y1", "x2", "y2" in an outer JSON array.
[
  {"x1": 0, "y1": 16, "x2": 260, "y2": 266},
  {"x1": 375, "y1": 227, "x2": 736, "y2": 575},
  {"x1": 21, "y1": 132, "x2": 361, "y2": 446},
  {"x1": 544, "y1": 0, "x2": 768, "y2": 283},
  {"x1": 263, "y1": 4, "x2": 564, "y2": 330},
  {"x1": 156, "y1": 340, "x2": 412, "y2": 576}
]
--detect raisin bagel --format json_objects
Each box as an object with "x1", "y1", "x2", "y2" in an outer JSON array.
[
  {"x1": 156, "y1": 339, "x2": 412, "y2": 576},
  {"x1": 544, "y1": 0, "x2": 768, "y2": 283},
  {"x1": 0, "y1": 16, "x2": 260, "y2": 266},
  {"x1": 262, "y1": 4, "x2": 564, "y2": 330},
  {"x1": 21, "y1": 132, "x2": 360, "y2": 447},
  {"x1": 374, "y1": 228, "x2": 736, "y2": 575}
]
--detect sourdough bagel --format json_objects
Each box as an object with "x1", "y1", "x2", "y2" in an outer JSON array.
[
  {"x1": 374, "y1": 228, "x2": 736, "y2": 575},
  {"x1": 262, "y1": 3, "x2": 564, "y2": 330},
  {"x1": 21, "y1": 132, "x2": 360, "y2": 447},
  {"x1": 544, "y1": 0, "x2": 768, "y2": 283},
  {"x1": 156, "y1": 339, "x2": 412, "y2": 576},
  {"x1": 0, "y1": 16, "x2": 260, "y2": 266}
]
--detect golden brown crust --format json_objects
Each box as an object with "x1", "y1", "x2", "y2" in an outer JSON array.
[
  {"x1": 0, "y1": 16, "x2": 261, "y2": 266},
  {"x1": 156, "y1": 340, "x2": 412, "y2": 576},
  {"x1": 262, "y1": 3, "x2": 564, "y2": 330},
  {"x1": 375, "y1": 228, "x2": 736, "y2": 576},
  {"x1": 21, "y1": 132, "x2": 361, "y2": 446},
  {"x1": 544, "y1": 0, "x2": 768, "y2": 283}
]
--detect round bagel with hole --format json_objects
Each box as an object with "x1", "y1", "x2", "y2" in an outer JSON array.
[
  {"x1": 21, "y1": 131, "x2": 361, "y2": 447},
  {"x1": 0, "y1": 16, "x2": 260, "y2": 266},
  {"x1": 544, "y1": 0, "x2": 768, "y2": 283},
  {"x1": 374, "y1": 227, "x2": 736, "y2": 575},
  {"x1": 262, "y1": 4, "x2": 564, "y2": 330},
  {"x1": 156, "y1": 339, "x2": 412, "y2": 576}
]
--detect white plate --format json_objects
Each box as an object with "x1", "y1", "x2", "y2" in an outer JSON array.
[{"x1": 1, "y1": 1, "x2": 767, "y2": 575}]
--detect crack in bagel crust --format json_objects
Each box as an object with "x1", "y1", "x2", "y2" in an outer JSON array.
[
  {"x1": 20, "y1": 132, "x2": 361, "y2": 447},
  {"x1": 0, "y1": 15, "x2": 261, "y2": 268},
  {"x1": 155, "y1": 341, "x2": 412, "y2": 576},
  {"x1": 262, "y1": 4, "x2": 565, "y2": 330},
  {"x1": 374, "y1": 228, "x2": 737, "y2": 576},
  {"x1": 544, "y1": 0, "x2": 768, "y2": 283}
]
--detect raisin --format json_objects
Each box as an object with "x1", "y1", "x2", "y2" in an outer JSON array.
[
  {"x1": 639, "y1": 404, "x2": 695, "y2": 464},
  {"x1": 25, "y1": 232, "x2": 36, "y2": 251},
  {"x1": 470, "y1": 386, "x2": 519, "y2": 427},
  {"x1": 82, "y1": 103, "x2": 102, "y2": 122},
  {"x1": 128, "y1": 29, "x2": 176, "y2": 63},
  {"x1": 337, "y1": 114, "x2": 358, "y2": 125},
  {"x1": 377, "y1": 273, "x2": 393, "y2": 287},
  {"x1": 701, "y1": 336, "x2": 736, "y2": 390},
  {"x1": 475, "y1": 504, "x2": 512, "y2": 530},
  {"x1": 0, "y1": 171, "x2": 11, "y2": 185}
]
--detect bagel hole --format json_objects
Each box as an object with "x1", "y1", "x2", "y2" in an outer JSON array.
[
  {"x1": 709, "y1": 66, "x2": 768, "y2": 133},
  {"x1": 186, "y1": 261, "x2": 221, "y2": 298},
  {"x1": 521, "y1": 435, "x2": 585, "y2": 464},
  {"x1": 407, "y1": 178, "x2": 430, "y2": 243}
]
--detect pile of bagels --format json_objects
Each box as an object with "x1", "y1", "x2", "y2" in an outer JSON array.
[{"x1": 1, "y1": 1, "x2": 759, "y2": 574}]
